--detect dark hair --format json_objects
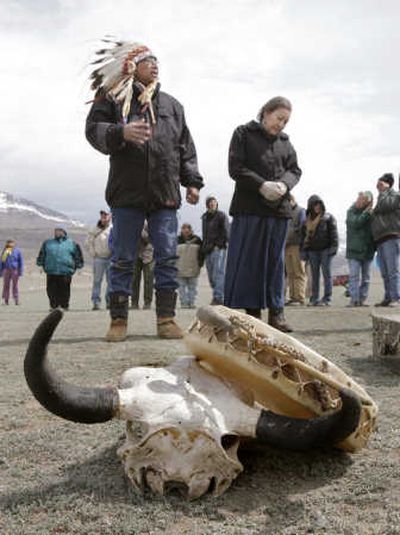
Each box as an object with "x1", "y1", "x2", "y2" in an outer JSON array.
[
  {"x1": 206, "y1": 196, "x2": 218, "y2": 208},
  {"x1": 378, "y1": 173, "x2": 394, "y2": 188},
  {"x1": 257, "y1": 96, "x2": 292, "y2": 122}
]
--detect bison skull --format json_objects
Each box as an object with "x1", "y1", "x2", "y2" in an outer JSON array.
[{"x1": 24, "y1": 309, "x2": 366, "y2": 499}]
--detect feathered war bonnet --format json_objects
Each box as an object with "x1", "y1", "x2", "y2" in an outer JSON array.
[{"x1": 89, "y1": 38, "x2": 158, "y2": 123}]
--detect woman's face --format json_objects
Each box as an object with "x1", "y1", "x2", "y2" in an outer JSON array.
[
  {"x1": 313, "y1": 203, "x2": 322, "y2": 215},
  {"x1": 262, "y1": 107, "x2": 291, "y2": 136}
]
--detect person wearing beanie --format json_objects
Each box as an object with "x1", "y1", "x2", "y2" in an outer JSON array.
[
  {"x1": 86, "y1": 39, "x2": 204, "y2": 342},
  {"x1": 36, "y1": 227, "x2": 84, "y2": 310},
  {"x1": 1, "y1": 239, "x2": 24, "y2": 305},
  {"x1": 345, "y1": 191, "x2": 375, "y2": 306},
  {"x1": 224, "y1": 96, "x2": 301, "y2": 332},
  {"x1": 201, "y1": 196, "x2": 230, "y2": 305},
  {"x1": 371, "y1": 173, "x2": 400, "y2": 307},
  {"x1": 85, "y1": 210, "x2": 112, "y2": 310}
]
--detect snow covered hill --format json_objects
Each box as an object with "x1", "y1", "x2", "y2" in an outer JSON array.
[{"x1": 0, "y1": 191, "x2": 88, "y2": 266}]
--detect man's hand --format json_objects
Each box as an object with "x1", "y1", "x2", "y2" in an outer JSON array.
[
  {"x1": 259, "y1": 181, "x2": 287, "y2": 201},
  {"x1": 186, "y1": 187, "x2": 200, "y2": 205},
  {"x1": 123, "y1": 120, "x2": 152, "y2": 145}
]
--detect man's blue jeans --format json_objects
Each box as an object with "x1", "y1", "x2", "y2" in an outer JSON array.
[
  {"x1": 109, "y1": 208, "x2": 178, "y2": 295},
  {"x1": 377, "y1": 237, "x2": 400, "y2": 302},
  {"x1": 347, "y1": 258, "x2": 372, "y2": 304},
  {"x1": 92, "y1": 257, "x2": 110, "y2": 305},
  {"x1": 308, "y1": 249, "x2": 333, "y2": 304},
  {"x1": 177, "y1": 276, "x2": 198, "y2": 307},
  {"x1": 205, "y1": 247, "x2": 226, "y2": 303}
]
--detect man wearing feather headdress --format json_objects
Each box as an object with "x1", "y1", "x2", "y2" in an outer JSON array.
[{"x1": 86, "y1": 39, "x2": 204, "y2": 341}]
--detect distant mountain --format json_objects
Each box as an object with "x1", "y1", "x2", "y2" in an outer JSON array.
[
  {"x1": 0, "y1": 191, "x2": 88, "y2": 266},
  {"x1": 0, "y1": 191, "x2": 85, "y2": 229}
]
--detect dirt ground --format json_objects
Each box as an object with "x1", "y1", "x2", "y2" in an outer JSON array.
[{"x1": 1, "y1": 269, "x2": 399, "y2": 535}]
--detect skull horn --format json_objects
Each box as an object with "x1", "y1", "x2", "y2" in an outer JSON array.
[
  {"x1": 255, "y1": 388, "x2": 362, "y2": 450},
  {"x1": 24, "y1": 310, "x2": 119, "y2": 424}
]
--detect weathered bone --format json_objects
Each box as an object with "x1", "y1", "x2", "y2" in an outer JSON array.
[
  {"x1": 185, "y1": 306, "x2": 378, "y2": 453},
  {"x1": 23, "y1": 307, "x2": 376, "y2": 499}
]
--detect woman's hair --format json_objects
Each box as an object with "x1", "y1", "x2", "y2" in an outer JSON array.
[{"x1": 257, "y1": 96, "x2": 292, "y2": 122}]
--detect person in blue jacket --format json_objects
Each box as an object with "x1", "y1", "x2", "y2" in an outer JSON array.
[
  {"x1": 1, "y1": 239, "x2": 24, "y2": 305},
  {"x1": 36, "y1": 226, "x2": 84, "y2": 310}
]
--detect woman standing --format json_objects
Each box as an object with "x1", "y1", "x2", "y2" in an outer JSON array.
[
  {"x1": 224, "y1": 96, "x2": 301, "y2": 332},
  {"x1": 1, "y1": 239, "x2": 24, "y2": 305},
  {"x1": 300, "y1": 195, "x2": 338, "y2": 306}
]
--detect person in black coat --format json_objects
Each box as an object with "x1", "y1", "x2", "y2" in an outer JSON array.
[
  {"x1": 224, "y1": 96, "x2": 302, "y2": 332},
  {"x1": 201, "y1": 196, "x2": 230, "y2": 305},
  {"x1": 86, "y1": 41, "x2": 204, "y2": 341},
  {"x1": 300, "y1": 195, "x2": 338, "y2": 306}
]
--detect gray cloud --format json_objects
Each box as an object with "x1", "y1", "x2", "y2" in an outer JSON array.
[{"x1": 1, "y1": 0, "x2": 399, "y2": 231}]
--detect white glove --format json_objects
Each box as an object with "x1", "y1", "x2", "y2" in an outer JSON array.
[{"x1": 259, "y1": 181, "x2": 287, "y2": 201}]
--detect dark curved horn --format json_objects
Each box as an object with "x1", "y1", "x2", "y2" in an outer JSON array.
[
  {"x1": 255, "y1": 389, "x2": 362, "y2": 450},
  {"x1": 24, "y1": 310, "x2": 119, "y2": 424}
]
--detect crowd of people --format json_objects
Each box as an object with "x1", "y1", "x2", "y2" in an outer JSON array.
[{"x1": 1, "y1": 39, "x2": 399, "y2": 342}]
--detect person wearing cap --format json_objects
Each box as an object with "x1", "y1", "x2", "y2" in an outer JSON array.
[
  {"x1": 36, "y1": 227, "x2": 84, "y2": 310},
  {"x1": 177, "y1": 223, "x2": 203, "y2": 308},
  {"x1": 86, "y1": 40, "x2": 204, "y2": 342},
  {"x1": 1, "y1": 239, "x2": 24, "y2": 305},
  {"x1": 201, "y1": 196, "x2": 229, "y2": 305},
  {"x1": 224, "y1": 96, "x2": 301, "y2": 332},
  {"x1": 85, "y1": 210, "x2": 112, "y2": 310},
  {"x1": 345, "y1": 191, "x2": 375, "y2": 306},
  {"x1": 371, "y1": 173, "x2": 400, "y2": 307}
]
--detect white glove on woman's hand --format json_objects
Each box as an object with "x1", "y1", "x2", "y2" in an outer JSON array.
[{"x1": 259, "y1": 181, "x2": 287, "y2": 201}]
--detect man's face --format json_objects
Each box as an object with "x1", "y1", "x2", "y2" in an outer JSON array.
[
  {"x1": 181, "y1": 225, "x2": 191, "y2": 238},
  {"x1": 207, "y1": 199, "x2": 218, "y2": 212},
  {"x1": 135, "y1": 57, "x2": 158, "y2": 85},
  {"x1": 377, "y1": 180, "x2": 390, "y2": 193},
  {"x1": 100, "y1": 213, "x2": 111, "y2": 225},
  {"x1": 54, "y1": 229, "x2": 65, "y2": 239},
  {"x1": 262, "y1": 107, "x2": 291, "y2": 136}
]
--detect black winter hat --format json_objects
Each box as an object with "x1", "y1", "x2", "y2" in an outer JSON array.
[{"x1": 378, "y1": 173, "x2": 394, "y2": 188}]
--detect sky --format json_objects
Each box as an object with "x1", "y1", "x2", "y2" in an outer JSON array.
[{"x1": 1, "y1": 0, "x2": 399, "y2": 234}]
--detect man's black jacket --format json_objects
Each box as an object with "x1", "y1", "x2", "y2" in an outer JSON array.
[
  {"x1": 86, "y1": 84, "x2": 204, "y2": 211},
  {"x1": 201, "y1": 210, "x2": 230, "y2": 255}
]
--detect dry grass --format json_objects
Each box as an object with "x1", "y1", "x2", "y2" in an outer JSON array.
[{"x1": 1, "y1": 272, "x2": 399, "y2": 534}]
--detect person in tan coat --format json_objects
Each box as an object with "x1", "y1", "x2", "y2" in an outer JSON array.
[
  {"x1": 285, "y1": 195, "x2": 307, "y2": 305},
  {"x1": 177, "y1": 223, "x2": 203, "y2": 308},
  {"x1": 85, "y1": 210, "x2": 112, "y2": 310}
]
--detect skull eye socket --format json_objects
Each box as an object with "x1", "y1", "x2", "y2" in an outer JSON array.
[{"x1": 221, "y1": 434, "x2": 239, "y2": 451}]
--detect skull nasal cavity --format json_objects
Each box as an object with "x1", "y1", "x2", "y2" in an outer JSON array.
[{"x1": 163, "y1": 480, "x2": 189, "y2": 498}]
